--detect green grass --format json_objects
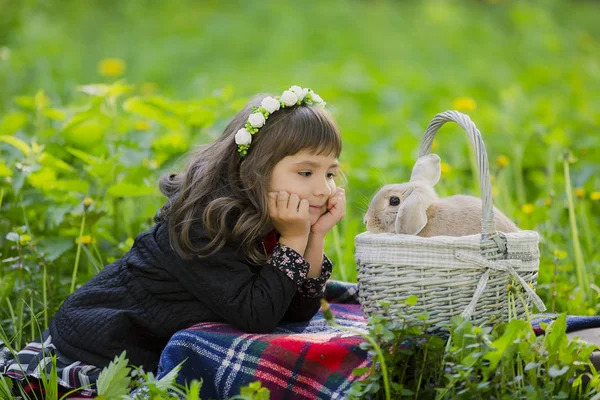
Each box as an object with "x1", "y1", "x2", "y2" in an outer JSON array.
[{"x1": 1, "y1": 0, "x2": 600, "y2": 397}]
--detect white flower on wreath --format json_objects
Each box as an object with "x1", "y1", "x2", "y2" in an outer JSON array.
[
  {"x1": 261, "y1": 96, "x2": 280, "y2": 113},
  {"x1": 290, "y1": 85, "x2": 308, "y2": 101},
  {"x1": 280, "y1": 90, "x2": 298, "y2": 107},
  {"x1": 311, "y1": 92, "x2": 324, "y2": 104},
  {"x1": 248, "y1": 112, "x2": 266, "y2": 128},
  {"x1": 235, "y1": 128, "x2": 252, "y2": 145}
]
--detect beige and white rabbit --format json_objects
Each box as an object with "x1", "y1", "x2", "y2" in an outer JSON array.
[{"x1": 364, "y1": 154, "x2": 518, "y2": 236}]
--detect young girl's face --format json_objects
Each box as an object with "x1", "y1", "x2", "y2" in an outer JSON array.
[{"x1": 268, "y1": 150, "x2": 339, "y2": 225}]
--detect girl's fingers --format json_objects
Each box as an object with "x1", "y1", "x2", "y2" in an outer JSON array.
[
  {"x1": 299, "y1": 199, "x2": 309, "y2": 216},
  {"x1": 268, "y1": 192, "x2": 277, "y2": 216},
  {"x1": 277, "y1": 191, "x2": 289, "y2": 210},
  {"x1": 271, "y1": 191, "x2": 310, "y2": 220},
  {"x1": 327, "y1": 191, "x2": 345, "y2": 210},
  {"x1": 327, "y1": 196, "x2": 338, "y2": 209},
  {"x1": 329, "y1": 195, "x2": 346, "y2": 217},
  {"x1": 288, "y1": 193, "x2": 300, "y2": 212}
]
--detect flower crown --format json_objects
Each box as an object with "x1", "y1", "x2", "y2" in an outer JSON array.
[{"x1": 235, "y1": 85, "x2": 326, "y2": 157}]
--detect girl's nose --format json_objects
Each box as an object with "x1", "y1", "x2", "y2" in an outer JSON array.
[{"x1": 314, "y1": 178, "x2": 333, "y2": 197}]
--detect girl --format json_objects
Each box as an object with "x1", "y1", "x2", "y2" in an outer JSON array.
[{"x1": 0, "y1": 85, "x2": 345, "y2": 398}]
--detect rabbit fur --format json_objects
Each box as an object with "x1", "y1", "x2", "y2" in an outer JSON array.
[{"x1": 364, "y1": 154, "x2": 518, "y2": 236}]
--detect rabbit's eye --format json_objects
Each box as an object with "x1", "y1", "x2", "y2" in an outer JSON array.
[{"x1": 389, "y1": 196, "x2": 400, "y2": 206}]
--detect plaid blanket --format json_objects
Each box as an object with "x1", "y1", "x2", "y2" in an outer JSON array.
[
  {"x1": 155, "y1": 281, "x2": 600, "y2": 400},
  {"x1": 532, "y1": 315, "x2": 600, "y2": 335}
]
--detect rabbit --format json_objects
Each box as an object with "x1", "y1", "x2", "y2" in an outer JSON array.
[{"x1": 364, "y1": 154, "x2": 518, "y2": 236}]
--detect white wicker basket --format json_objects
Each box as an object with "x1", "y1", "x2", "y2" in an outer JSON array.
[{"x1": 355, "y1": 111, "x2": 546, "y2": 331}]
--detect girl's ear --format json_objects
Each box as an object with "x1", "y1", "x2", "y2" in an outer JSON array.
[
  {"x1": 410, "y1": 154, "x2": 441, "y2": 186},
  {"x1": 395, "y1": 188, "x2": 429, "y2": 235}
]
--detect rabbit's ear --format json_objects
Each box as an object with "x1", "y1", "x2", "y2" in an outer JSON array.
[
  {"x1": 410, "y1": 154, "x2": 441, "y2": 186},
  {"x1": 395, "y1": 189, "x2": 428, "y2": 235}
]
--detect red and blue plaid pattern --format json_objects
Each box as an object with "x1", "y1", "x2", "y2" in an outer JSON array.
[{"x1": 156, "y1": 280, "x2": 368, "y2": 399}]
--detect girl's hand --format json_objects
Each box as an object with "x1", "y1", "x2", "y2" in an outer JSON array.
[
  {"x1": 311, "y1": 187, "x2": 346, "y2": 236},
  {"x1": 268, "y1": 191, "x2": 311, "y2": 242}
]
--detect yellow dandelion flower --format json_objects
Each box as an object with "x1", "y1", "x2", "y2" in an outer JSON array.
[
  {"x1": 98, "y1": 58, "x2": 126, "y2": 77},
  {"x1": 574, "y1": 187, "x2": 585, "y2": 198},
  {"x1": 76, "y1": 235, "x2": 96, "y2": 245},
  {"x1": 440, "y1": 162, "x2": 452, "y2": 175},
  {"x1": 590, "y1": 192, "x2": 600, "y2": 201},
  {"x1": 135, "y1": 121, "x2": 150, "y2": 131},
  {"x1": 587, "y1": 308, "x2": 596, "y2": 316},
  {"x1": 496, "y1": 155, "x2": 510, "y2": 168},
  {"x1": 452, "y1": 97, "x2": 477, "y2": 112},
  {"x1": 83, "y1": 197, "x2": 94, "y2": 207},
  {"x1": 553, "y1": 249, "x2": 567, "y2": 259},
  {"x1": 492, "y1": 186, "x2": 499, "y2": 197},
  {"x1": 544, "y1": 197, "x2": 553, "y2": 207},
  {"x1": 521, "y1": 204, "x2": 534, "y2": 214}
]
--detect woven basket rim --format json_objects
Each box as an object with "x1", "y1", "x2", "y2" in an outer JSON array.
[{"x1": 355, "y1": 230, "x2": 539, "y2": 246}]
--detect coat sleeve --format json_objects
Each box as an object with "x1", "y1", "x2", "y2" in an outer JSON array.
[{"x1": 159, "y1": 224, "x2": 314, "y2": 333}]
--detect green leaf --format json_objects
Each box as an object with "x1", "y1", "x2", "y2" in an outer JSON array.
[
  {"x1": 0, "y1": 135, "x2": 31, "y2": 155},
  {"x1": 123, "y1": 97, "x2": 183, "y2": 130},
  {"x1": 352, "y1": 367, "x2": 370, "y2": 376},
  {"x1": 405, "y1": 295, "x2": 418, "y2": 307},
  {"x1": 11, "y1": 168, "x2": 29, "y2": 194},
  {"x1": 545, "y1": 313, "x2": 568, "y2": 356},
  {"x1": 484, "y1": 319, "x2": 530, "y2": 370},
  {"x1": 153, "y1": 361, "x2": 183, "y2": 391},
  {"x1": 187, "y1": 107, "x2": 216, "y2": 127},
  {"x1": 185, "y1": 379, "x2": 203, "y2": 400},
  {"x1": 96, "y1": 351, "x2": 131, "y2": 397},
  {"x1": 14, "y1": 95, "x2": 35, "y2": 109},
  {"x1": 0, "y1": 112, "x2": 28, "y2": 135},
  {"x1": 65, "y1": 146, "x2": 102, "y2": 166},
  {"x1": 55, "y1": 179, "x2": 90, "y2": 193},
  {"x1": 106, "y1": 182, "x2": 157, "y2": 197},
  {"x1": 62, "y1": 118, "x2": 108, "y2": 148},
  {"x1": 0, "y1": 161, "x2": 11, "y2": 177},
  {"x1": 240, "y1": 381, "x2": 270, "y2": 400},
  {"x1": 43, "y1": 108, "x2": 66, "y2": 121},
  {"x1": 40, "y1": 152, "x2": 75, "y2": 172},
  {"x1": 151, "y1": 132, "x2": 190, "y2": 155},
  {"x1": 37, "y1": 237, "x2": 74, "y2": 261}
]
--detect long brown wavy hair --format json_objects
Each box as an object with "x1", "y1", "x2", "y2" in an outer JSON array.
[{"x1": 158, "y1": 94, "x2": 342, "y2": 264}]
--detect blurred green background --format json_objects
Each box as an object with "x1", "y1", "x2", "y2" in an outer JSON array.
[{"x1": 1, "y1": 0, "x2": 600, "y2": 343}]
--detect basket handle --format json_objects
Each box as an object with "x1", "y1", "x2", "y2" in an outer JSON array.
[{"x1": 418, "y1": 110, "x2": 507, "y2": 258}]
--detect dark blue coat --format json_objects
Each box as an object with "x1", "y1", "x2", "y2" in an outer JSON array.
[{"x1": 49, "y1": 219, "x2": 330, "y2": 371}]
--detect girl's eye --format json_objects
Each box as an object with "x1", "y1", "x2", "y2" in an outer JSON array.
[
  {"x1": 327, "y1": 172, "x2": 336, "y2": 179},
  {"x1": 298, "y1": 171, "x2": 312, "y2": 177}
]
